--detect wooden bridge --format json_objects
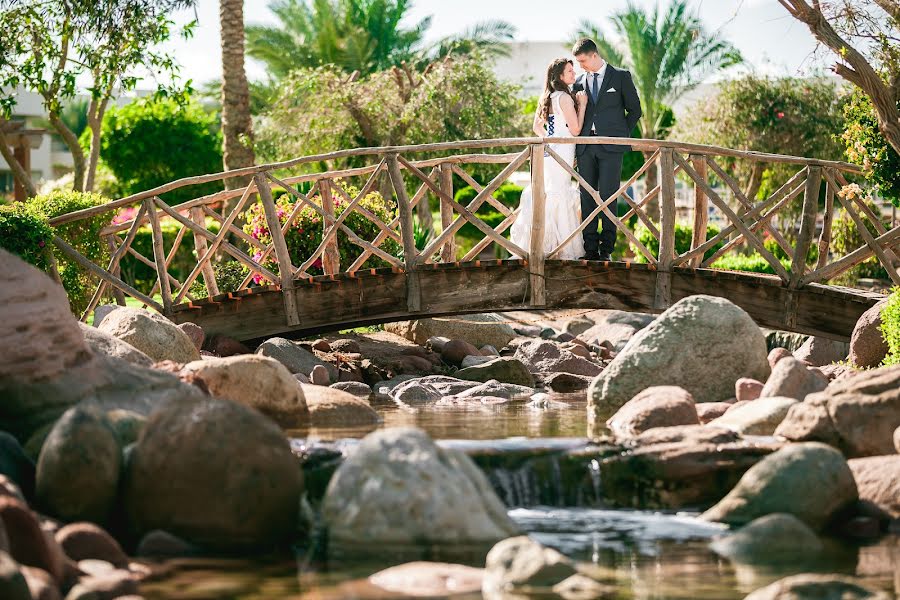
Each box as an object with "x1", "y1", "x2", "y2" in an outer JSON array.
[{"x1": 49, "y1": 137, "x2": 893, "y2": 344}]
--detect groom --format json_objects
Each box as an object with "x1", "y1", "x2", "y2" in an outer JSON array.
[{"x1": 572, "y1": 38, "x2": 642, "y2": 261}]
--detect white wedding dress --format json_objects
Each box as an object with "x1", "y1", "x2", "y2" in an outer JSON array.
[{"x1": 511, "y1": 91, "x2": 585, "y2": 260}]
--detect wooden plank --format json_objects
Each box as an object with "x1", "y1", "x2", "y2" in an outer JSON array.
[
  {"x1": 387, "y1": 154, "x2": 421, "y2": 312},
  {"x1": 255, "y1": 174, "x2": 301, "y2": 326},
  {"x1": 689, "y1": 154, "x2": 708, "y2": 268},
  {"x1": 318, "y1": 178, "x2": 341, "y2": 275},
  {"x1": 192, "y1": 206, "x2": 220, "y2": 298},
  {"x1": 789, "y1": 166, "x2": 821, "y2": 289},
  {"x1": 53, "y1": 236, "x2": 163, "y2": 312},
  {"x1": 529, "y1": 144, "x2": 546, "y2": 306},
  {"x1": 439, "y1": 163, "x2": 456, "y2": 262},
  {"x1": 146, "y1": 198, "x2": 174, "y2": 314},
  {"x1": 674, "y1": 153, "x2": 790, "y2": 282},
  {"x1": 655, "y1": 148, "x2": 676, "y2": 310},
  {"x1": 149, "y1": 218, "x2": 188, "y2": 299}
]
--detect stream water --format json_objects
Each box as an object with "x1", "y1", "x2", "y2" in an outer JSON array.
[{"x1": 140, "y1": 395, "x2": 900, "y2": 599}]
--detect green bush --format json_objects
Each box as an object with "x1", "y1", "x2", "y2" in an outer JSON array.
[
  {"x1": 454, "y1": 181, "x2": 523, "y2": 211},
  {"x1": 188, "y1": 260, "x2": 250, "y2": 300},
  {"x1": 242, "y1": 182, "x2": 401, "y2": 278},
  {"x1": 841, "y1": 88, "x2": 900, "y2": 204},
  {"x1": 631, "y1": 222, "x2": 724, "y2": 263},
  {"x1": 0, "y1": 204, "x2": 54, "y2": 270},
  {"x1": 711, "y1": 252, "x2": 791, "y2": 275},
  {"x1": 764, "y1": 234, "x2": 818, "y2": 264},
  {"x1": 27, "y1": 191, "x2": 110, "y2": 314},
  {"x1": 880, "y1": 288, "x2": 900, "y2": 366},
  {"x1": 830, "y1": 191, "x2": 889, "y2": 285}
]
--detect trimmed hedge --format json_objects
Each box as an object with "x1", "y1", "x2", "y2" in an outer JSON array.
[
  {"x1": 631, "y1": 222, "x2": 724, "y2": 263},
  {"x1": 454, "y1": 182, "x2": 523, "y2": 210},
  {"x1": 881, "y1": 288, "x2": 900, "y2": 366},
  {"x1": 711, "y1": 252, "x2": 791, "y2": 275}
]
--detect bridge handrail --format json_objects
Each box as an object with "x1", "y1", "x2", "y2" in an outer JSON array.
[{"x1": 44, "y1": 137, "x2": 900, "y2": 327}]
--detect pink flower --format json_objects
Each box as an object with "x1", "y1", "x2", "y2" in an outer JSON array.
[
  {"x1": 776, "y1": 111, "x2": 785, "y2": 119},
  {"x1": 38, "y1": 240, "x2": 45, "y2": 248}
]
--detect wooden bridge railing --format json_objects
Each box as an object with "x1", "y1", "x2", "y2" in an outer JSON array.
[{"x1": 46, "y1": 136, "x2": 895, "y2": 326}]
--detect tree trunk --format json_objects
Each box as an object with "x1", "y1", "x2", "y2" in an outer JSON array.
[
  {"x1": 0, "y1": 125, "x2": 38, "y2": 198},
  {"x1": 219, "y1": 0, "x2": 256, "y2": 199},
  {"x1": 744, "y1": 163, "x2": 765, "y2": 203},
  {"x1": 84, "y1": 95, "x2": 109, "y2": 193},
  {"x1": 49, "y1": 112, "x2": 86, "y2": 192}
]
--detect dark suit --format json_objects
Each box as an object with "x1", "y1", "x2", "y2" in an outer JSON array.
[{"x1": 573, "y1": 64, "x2": 642, "y2": 256}]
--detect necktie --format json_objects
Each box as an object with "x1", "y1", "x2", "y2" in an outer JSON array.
[{"x1": 591, "y1": 72, "x2": 599, "y2": 103}]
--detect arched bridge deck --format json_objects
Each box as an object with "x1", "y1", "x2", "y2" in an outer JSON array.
[{"x1": 47, "y1": 136, "x2": 894, "y2": 344}]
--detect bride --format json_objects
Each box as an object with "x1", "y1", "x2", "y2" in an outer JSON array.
[{"x1": 510, "y1": 58, "x2": 588, "y2": 260}]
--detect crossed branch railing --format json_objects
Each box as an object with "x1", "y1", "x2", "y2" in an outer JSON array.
[{"x1": 47, "y1": 137, "x2": 895, "y2": 326}]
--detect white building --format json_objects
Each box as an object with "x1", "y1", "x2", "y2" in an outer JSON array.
[{"x1": 492, "y1": 41, "x2": 572, "y2": 97}]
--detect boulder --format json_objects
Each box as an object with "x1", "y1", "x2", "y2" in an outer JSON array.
[
  {"x1": 702, "y1": 442, "x2": 858, "y2": 530},
  {"x1": 309, "y1": 364, "x2": 330, "y2": 386},
  {"x1": 103, "y1": 409, "x2": 146, "y2": 448},
  {"x1": 848, "y1": 456, "x2": 900, "y2": 520},
  {"x1": 767, "y1": 347, "x2": 792, "y2": 368},
  {"x1": 461, "y1": 355, "x2": 495, "y2": 368},
  {"x1": 302, "y1": 384, "x2": 380, "y2": 427},
  {"x1": 696, "y1": 402, "x2": 733, "y2": 424},
  {"x1": 78, "y1": 323, "x2": 152, "y2": 366},
  {"x1": 453, "y1": 380, "x2": 534, "y2": 401},
  {"x1": 390, "y1": 379, "x2": 443, "y2": 406},
  {"x1": 513, "y1": 340, "x2": 602, "y2": 377},
  {"x1": 774, "y1": 365, "x2": 900, "y2": 457},
  {"x1": 329, "y1": 338, "x2": 361, "y2": 354},
  {"x1": 708, "y1": 396, "x2": 798, "y2": 436},
  {"x1": 598, "y1": 426, "x2": 782, "y2": 509},
  {"x1": 482, "y1": 536, "x2": 577, "y2": 594},
  {"x1": 205, "y1": 334, "x2": 249, "y2": 357},
  {"x1": 455, "y1": 357, "x2": 535, "y2": 388},
  {"x1": 736, "y1": 378, "x2": 764, "y2": 402},
  {"x1": 322, "y1": 427, "x2": 519, "y2": 552},
  {"x1": 850, "y1": 298, "x2": 890, "y2": 368},
  {"x1": 97, "y1": 307, "x2": 199, "y2": 363},
  {"x1": 589, "y1": 296, "x2": 770, "y2": 418},
  {"x1": 709, "y1": 513, "x2": 822, "y2": 564},
  {"x1": 545, "y1": 372, "x2": 594, "y2": 393},
  {"x1": 179, "y1": 355, "x2": 309, "y2": 428},
  {"x1": 441, "y1": 339, "x2": 482, "y2": 366},
  {"x1": 123, "y1": 398, "x2": 303, "y2": 551},
  {"x1": 255, "y1": 337, "x2": 337, "y2": 380},
  {"x1": 55, "y1": 523, "x2": 128, "y2": 568},
  {"x1": 385, "y1": 314, "x2": 517, "y2": 350},
  {"x1": 606, "y1": 386, "x2": 698, "y2": 438},
  {"x1": 759, "y1": 357, "x2": 827, "y2": 400},
  {"x1": 368, "y1": 562, "x2": 484, "y2": 597},
  {"x1": 794, "y1": 336, "x2": 849, "y2": 367},
  {"x1": 329, "y1": 381, "x2": 373, "y2": 402},
  {"x1": 579, "y1": 310, "x2": 656, "y2": 352},
  {"x1": 35, "y1": 406, "x2": 120, "y2": 524},
  {"x1": 743, "y1": 574, "x2": 890, "y2": 600},
  {"x1": 177, "y1": 322, "x2": 205, "y2": 352}
]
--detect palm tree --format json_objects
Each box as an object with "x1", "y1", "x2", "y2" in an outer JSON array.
[
  {"x1": 245, "y1": 0, "x2": 515, "y2": 77},
  {"x1": 220, "y1": 0, "x2": 256, "y2": 193},
  {"x1": 574, "y1": 1, "x2": 742, "y2": 216}
]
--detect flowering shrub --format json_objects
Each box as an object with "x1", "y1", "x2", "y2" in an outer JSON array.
[
  {"x1": 0, "y1": 203, "x2": 54, "y2": 270},
  {"x1": 242, "y1": 182, "x2": 401, "y2": 280},
  {"x1": 188, "y1": 260, "x2": 250, "y2": 300},
  {"x1": 840, "y1": 89, "x2": 900, "y2": 204}
]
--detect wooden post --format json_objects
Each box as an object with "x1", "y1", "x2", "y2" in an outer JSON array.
[
  {"x1": 529, "y1": 144, "x2": 546, "y2": 306},
  {"x1": 689, "y1": 154, "x2": 708, "y2": 267},
  {"x1": 439, "y1": 163, "x2": 456, "y2": 262},
  {"x1": 190, "y1": 207, "x2": 220, "y2": 297},
  {"x1": 318, "y1": 178, "x2": 341, "y2": 275},
  {"x1": 654, "y1": 148, "x2": 676, "y2": 310},
  {"x1": 254, "y1": 174, "x2": 300, "y2": 326},
  {"x1": 790, "y1": 166, "x2": 821, "y2": 289},
  {"x1": 105, "y1": 235, "x2": 126, "y2": 306},
  {"x1": 816, "y1": 170, "x2": 835, "y2": 270},
  {"x1": 387, "y1": 154, "x2": 421, "y2": 312},
  {"x1": 144, "y1": 198, "x2": 173, "y2": 315}
]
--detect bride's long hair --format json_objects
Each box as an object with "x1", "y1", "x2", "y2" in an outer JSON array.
[{"x1": 540, "y1": 58, "x2": 577, "y2": 121}]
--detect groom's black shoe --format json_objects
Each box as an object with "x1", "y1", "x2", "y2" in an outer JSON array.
[
  {"x1": 578, "y1": 252, "x2": 601, "y2": 261},
  {"x1": 597, "y1": 252, "x2": 612, "y2": 262}
]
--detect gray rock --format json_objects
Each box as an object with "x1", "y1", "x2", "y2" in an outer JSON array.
[
  {"x1": 775, "y1": 365, "x2": 900, "y2": 457},
  {"x1": 97, "y1": 307, "x2": 199, "y2": 363},
  {"x1": 455, "y1": 357, "x2": 535, "y2": 387},
  {"x1": 482, "y1": 536, "x2": 577, "y2": 594},
  {"x1": 544, "y1": 372, "x2": 594, "y2": 393},
  {"x1": 702, "y1": 442, "x2": 858, "y2": 530},
  {"x1": 453, "y1": 380, "x2": 533, "y2": 400},
  {"x1": 78, "y1": 323, "x2": 152, "y2": 366},
  {"x1": 385, "y1": 314, "x2": 517, "y2": 349},
  {"x1": 760, "y1": 357, "x2": 827, "y2": 400},
  {"x1": 743, "y1": 574, "x2": 890, "y2": 600},
  {"x1": 850, "y1": 298, "x2": 890, "y2": 368},
  {"x1": 124, "y1": 398, "x2": 303, "y2": 551},
  {"x1": 461, "y1": 355, "x2": 495, "y2": 368},
  {"x1": 309, "y1": 364, "x2": 331, "y2": 386},
  {"x1": 794, "y1": 336, "x2": 849, "y2": 367},
  {"x1": 480, "y1": 345, "x2": 499, "y2": 356},
  {"x1": 848, "y1": 455, "x2": 900, "y2": 520},
  {"x1": 606, "y1": 386, "x2": 699, "y2": 438},
  {"x1": 322, "y1": 427, "x2": 520, "y2": 551},
  {"x1": 442, "y1": 339, "x2": 481, "y2": 366},
  {"x1": 426, "y1": 336, "x2": 451, "y2": 353},
  {"x1": 303, "y1": 385, "x2": 380, "y2": 427},
  {"x1": 329, "y1": 338, "x2": 361, "y2": 354},
  {"x1": 580, "y1": 310, "x2": 655, "y2": 352},
  {"x1": 330, "y1": 381, "x2": 373, "y2": 402},
  {"x1": 708, "y1": 396, "x2": 798, "y2": 435},
  {"x1": 91, "y1": 304, "x2": 119, "y2": 328},
  {"x1": 36, "y1": 406, "x2": 120, "y2": 524},
  {"x1": 514, "y1": 340, "x2": 602, "y2": 377},
  {"x1": 390, "y1": 380, "x2": 443, "y2": 406},
  {"x1": 709, "y1": 513, "x2": 822, "y2": 564},
  {"x1": 256, "y1": 337, "x2": 337, "y2": 380},
  {"x1": 589, "y1": 296, "x2": 770, "y2": 419},
  {"x1": 103, "y1": 409, "x2": 147, "y2": 449},
  {"x1": 181, "y1": 355, "x2": 309, "y2": 427},
  {"x1": 177, "y1": 322, "x2": 205, "y2": 352}
]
